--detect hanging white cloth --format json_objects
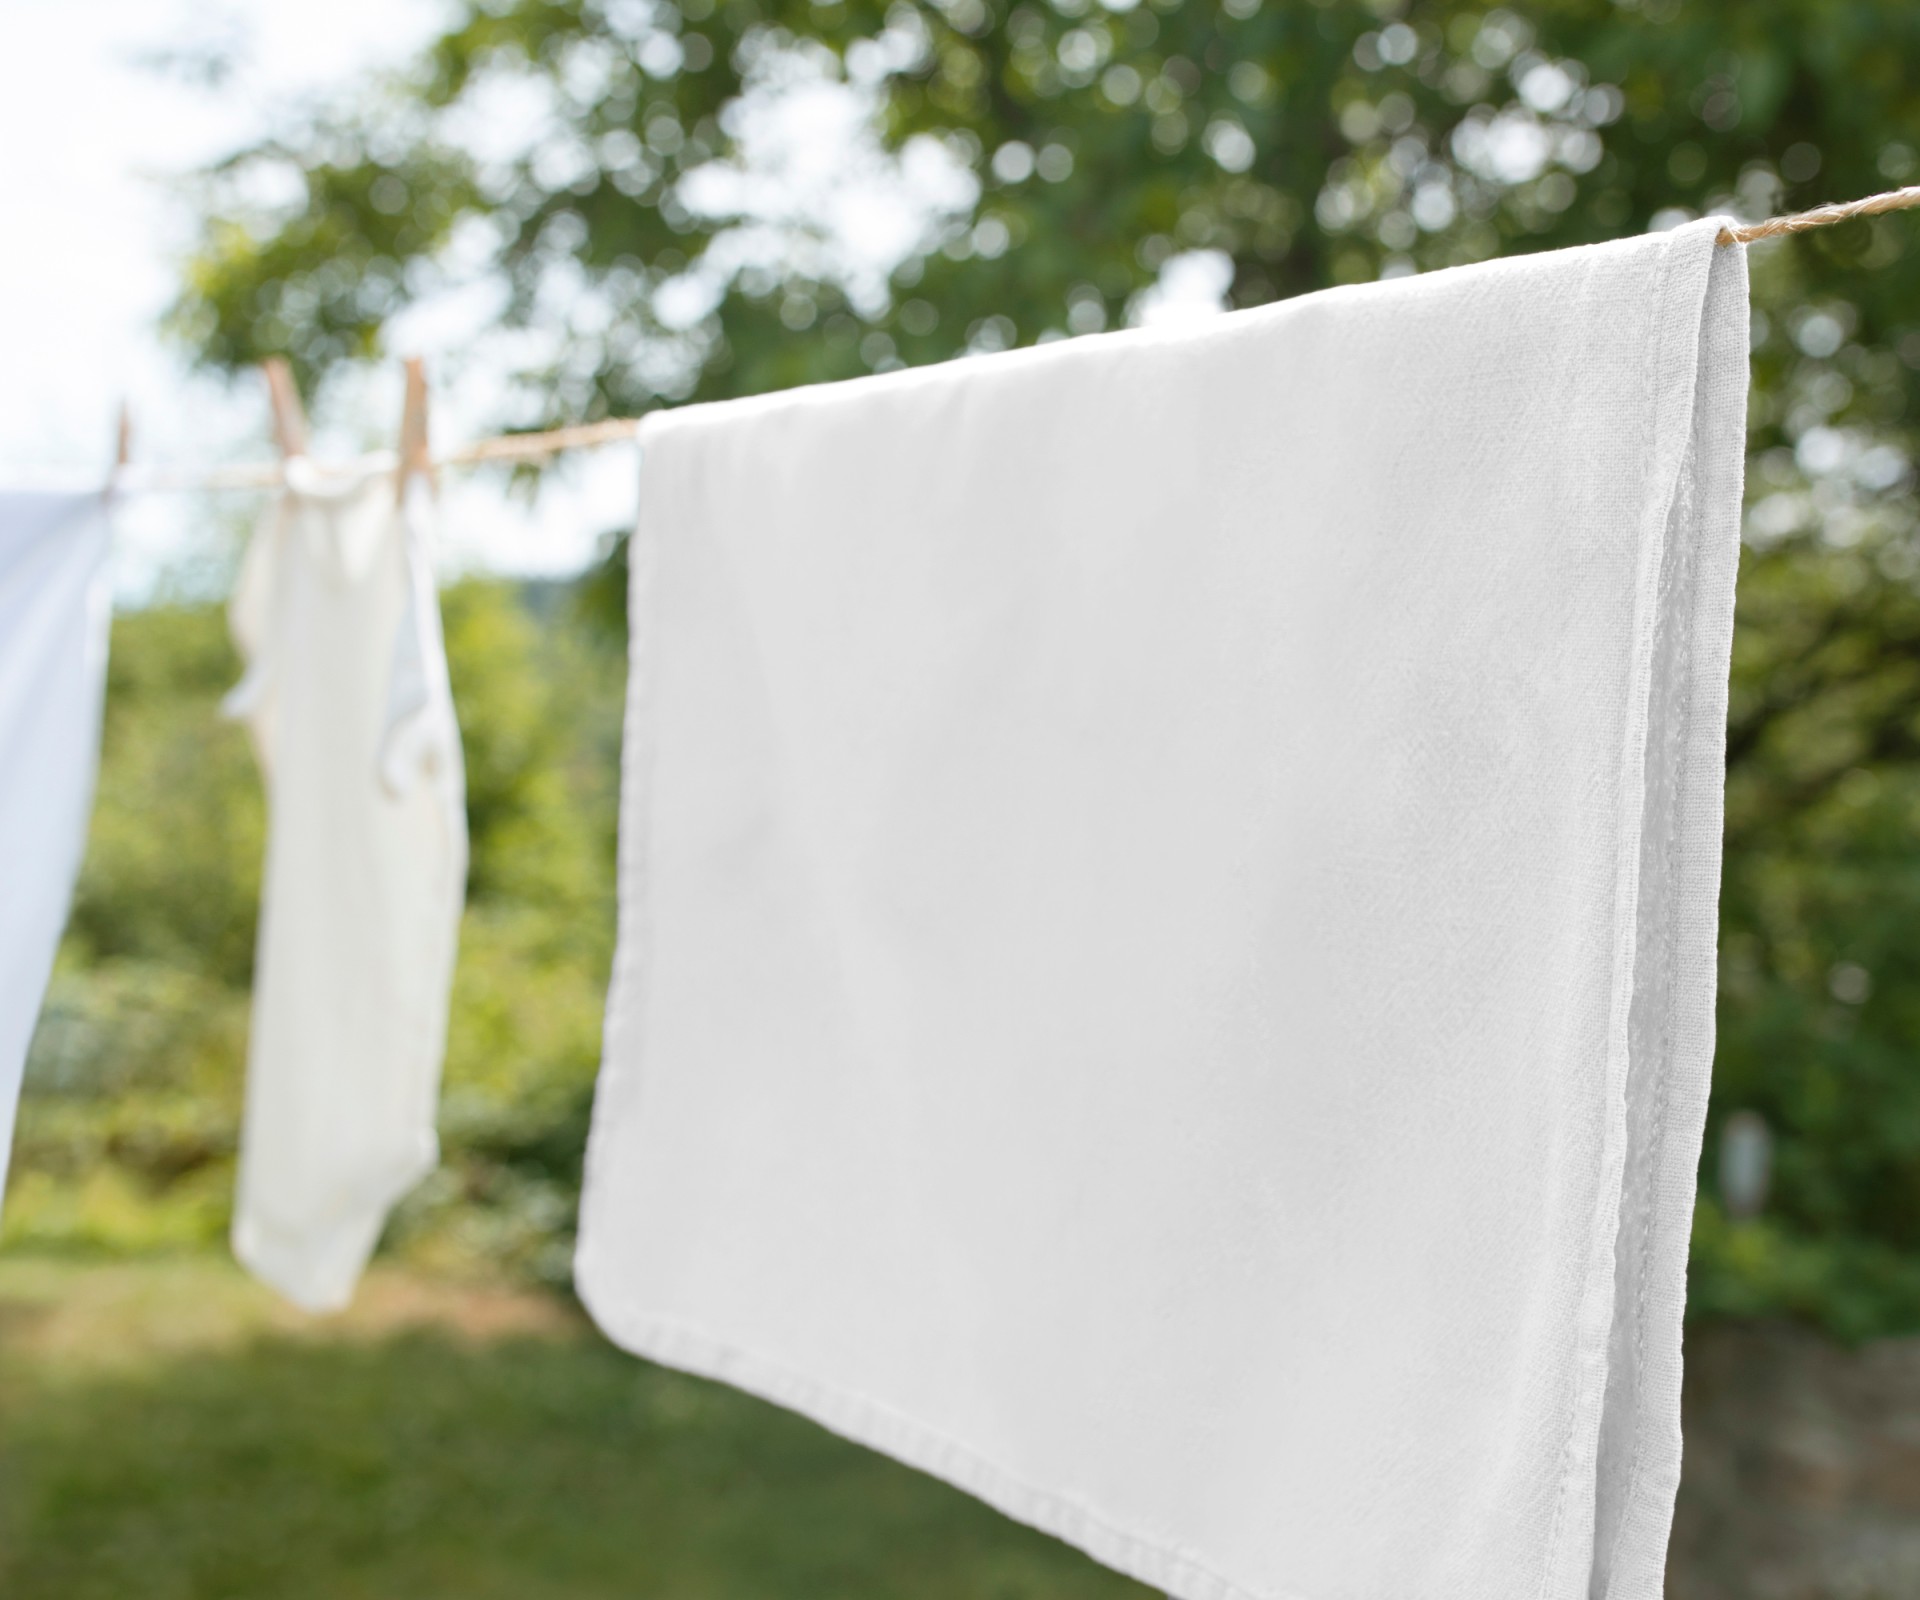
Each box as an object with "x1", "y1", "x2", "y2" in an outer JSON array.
[
  {"x1": 577, "y1": 218, "x2": 1751, "y2": 1600},
  {"x1": 0, "y1": 490, "x2": 112, "y2": 1211},
  {"x1": 227, "y1": 463, "x2": 466, "y2": 1312}
]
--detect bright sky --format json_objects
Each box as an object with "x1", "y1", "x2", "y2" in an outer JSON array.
[
  {"x1": 2, "y1": 1, "x2": 1229, "y2": 599},
  {"x1": 1, "y1": 0, "x2": 639, "y2": 595}
]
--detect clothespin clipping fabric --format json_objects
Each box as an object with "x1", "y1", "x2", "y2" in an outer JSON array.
[
  {"x1": 263, "y1": 358, "x2": 308, "y2": 459},
  {"x1": 397, "y1": 357, "x2": 431, "y2": 504}
]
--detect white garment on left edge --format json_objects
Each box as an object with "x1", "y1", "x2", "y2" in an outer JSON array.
[
  {"x1": 227, "y1": 464, "x2": 466, "y2": 1312},
  {"x1": 0, "y1": 491, "x2": 112, "y2": 1212}
]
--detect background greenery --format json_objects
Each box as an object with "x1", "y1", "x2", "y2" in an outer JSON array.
[
  {"x1": 17, "y1": 0, "x2": 1920, "y2": 1346},
  {"x1": 13, "y1": 3, "x2": 1920, "y2": 1594}
]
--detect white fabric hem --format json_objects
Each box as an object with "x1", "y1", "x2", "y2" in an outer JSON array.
[{"x1": 574, "y1": 1271, "x2": 1321, "y2": 1600}]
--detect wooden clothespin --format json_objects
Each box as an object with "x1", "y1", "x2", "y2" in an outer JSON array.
[
  {"x1": 262, "y1": 357, "x2": 308, "y2": 458},
  {"x1": 114, "y1": 402, "x2": 132, "y2": 473},
  {"x1": 396, "y1": 356, "x2": 432, "y2": 505}
]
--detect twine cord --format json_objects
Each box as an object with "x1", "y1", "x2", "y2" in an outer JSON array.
[
  {"x1": 443, "y1": 416, "x2": 641, "y2": 467},
  {"x1": 119, "y1": 418, "x2": 645, "y2": 494},
  {"x1": 1718, "y1": 183, "x2": 1920, "y2": 244}
]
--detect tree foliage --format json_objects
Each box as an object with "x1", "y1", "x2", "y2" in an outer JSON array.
[{"x1": 156, "y1": 0, "x2": 1920, "y2": 1334}]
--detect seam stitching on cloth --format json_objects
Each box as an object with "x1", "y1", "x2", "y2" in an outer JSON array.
[
  {"x1": 1530, "y1": 223, "x2": 1681, "y2": 1600},
  {"x1": 580, "y1": 1297, "x2": 1322, "y2": 1600}
]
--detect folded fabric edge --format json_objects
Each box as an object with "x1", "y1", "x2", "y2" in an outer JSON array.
[
  {"x1": 1535, "y1": 218, "x2": 1750, "y2": 1600},
  {"x1": 1589, "y1": 231, "x2": 1752, "y2": 1600}
]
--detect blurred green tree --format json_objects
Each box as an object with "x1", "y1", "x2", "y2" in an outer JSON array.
[{"x1": 164, "y1": 0, "x2": 1920, "y2": 1335}]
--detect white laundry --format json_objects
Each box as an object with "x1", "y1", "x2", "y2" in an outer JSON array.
[
  {"x1": 577, "y1": 218, "x2": 1750, "y2": 1600},
  {"x1": 227, "y1": 463, "x2": 466, "y2": 1313},
  {"x1": 0, "y1": 491, "x2": 112, "y2": 1211}
]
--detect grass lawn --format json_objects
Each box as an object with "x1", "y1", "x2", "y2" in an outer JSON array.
[{"x1": 0, "y1": 1254, "x2": 1154, "y2": 1600}]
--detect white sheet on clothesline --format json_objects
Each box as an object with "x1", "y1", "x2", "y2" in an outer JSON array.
[{"x1": 579, "y1": 218, "x2": 1750, "y2": 1600}]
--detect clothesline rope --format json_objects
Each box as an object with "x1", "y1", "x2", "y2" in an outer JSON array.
[
  {"x1": 122, "y1": 416, "x2": 644, "y2": 494},
  {"x1": 1716, "y1": 183, "x2": 1920, "y2": 244},
  {"x1": 445, "y1": 415, "x2": 642, "y2": 466},
  {"x1": 78, "y1": 184, "x2": 1920, "y2": 497}
]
